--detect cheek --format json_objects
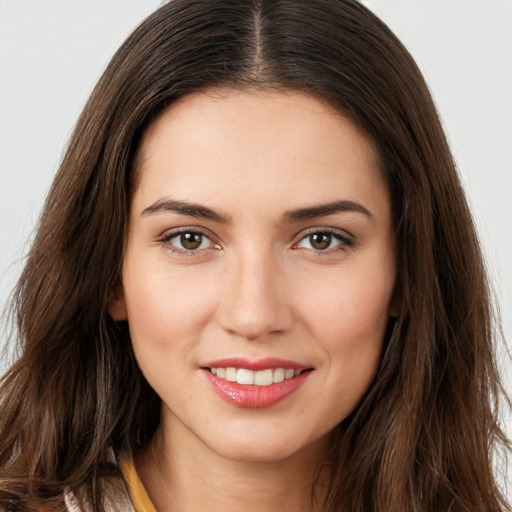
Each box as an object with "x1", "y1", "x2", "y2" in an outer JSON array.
[
  {"x1": 121, "y1": 254, "x2": 218, "y2": 354},
  {"x1": 121, "y1": 259, "x2": 219, "y2": 407},
  {"x1": 295, "y1": 261, "x2": 394, "y2": 403},
  {"x1": 298, "y1": 262, "x2": 394, "y2": 342}
]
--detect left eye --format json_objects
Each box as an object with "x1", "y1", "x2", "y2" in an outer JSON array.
[
  {"x1": 163, "y1": 231, "x2": 215, "y2": 252},
  {"x1": 296, "y1": 231, "x2": 352, "y2": 251}
]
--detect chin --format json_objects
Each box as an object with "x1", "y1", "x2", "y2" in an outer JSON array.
[{"x1": 205, "y1": 427, "x2": 329, "y2": 464}]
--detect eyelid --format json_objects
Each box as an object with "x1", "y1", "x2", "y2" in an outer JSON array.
[
  {"x1": 158, "y1": 227, "x2": 221, "y2": 254},
  {"x1": 292, "y1": 227, "x2": 355, "y2": 252}
]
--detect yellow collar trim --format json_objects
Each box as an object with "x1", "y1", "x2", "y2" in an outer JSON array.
[{"x1": 118, "y1": 453, "x2": 158, "y2": 512}]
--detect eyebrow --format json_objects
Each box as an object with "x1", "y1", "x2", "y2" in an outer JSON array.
[
  {"x1": 282, "y1": 200, "x2": 374, "y2": 223},
  {"x1": 141, "y1": 198, "x2": 374, "y2": 224},
  {"x1": 141, "y1": 198, "x2": 231, "y2": 223}
]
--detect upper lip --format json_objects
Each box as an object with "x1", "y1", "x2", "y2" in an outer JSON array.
[{"x1": 201, "y1": 357, "x2": 310, "y2": 371}]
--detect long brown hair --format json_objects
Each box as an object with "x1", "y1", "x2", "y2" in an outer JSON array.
[{"x1": 1, "y1": 1, "x2": 510, "y2": 510}]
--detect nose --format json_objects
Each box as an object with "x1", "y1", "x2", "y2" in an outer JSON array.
[{"x1": 217, "y1": 250, "x2": 293, "y2": 341}]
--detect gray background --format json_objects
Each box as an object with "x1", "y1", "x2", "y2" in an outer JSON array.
[{"x1": 1, "y1": 0, "x2": 510, "y2": 495}]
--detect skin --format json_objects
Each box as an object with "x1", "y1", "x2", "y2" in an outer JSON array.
[{"x1": 109, "y1": 89, "x2": 397, "y2": 512}]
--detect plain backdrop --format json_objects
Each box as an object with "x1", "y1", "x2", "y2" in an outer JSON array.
[{"x1": 0, "y1": 0, "x2": 511, "y2": 494}]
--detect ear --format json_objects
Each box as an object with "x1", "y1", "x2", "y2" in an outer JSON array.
[{"x1": 108, "y1": 283, "x2": 128, "y2": 321}]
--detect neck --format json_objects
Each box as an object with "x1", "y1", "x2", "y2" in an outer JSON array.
[{"x1": 136, "y1": 420, "x2": 331, "y2": 512}]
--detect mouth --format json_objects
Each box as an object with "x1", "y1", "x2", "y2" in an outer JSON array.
[{"x1": 201, "y1": 358, "x2": 313, "y2": 408}]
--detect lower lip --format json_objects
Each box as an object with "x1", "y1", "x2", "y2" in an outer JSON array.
[{"x1": 203, "y1": 370, "x2": 311, "y2": 408}]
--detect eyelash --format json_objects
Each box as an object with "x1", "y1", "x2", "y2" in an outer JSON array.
[
  {"x1": 293, "y1": 228, "x2": 354, "y2": 254},
  {"x1": 158, "y1": 228, "x2": 354, "y2": 256},
  {"x1": 158, "y1": 228, "x2": 219, "y2": 256}
]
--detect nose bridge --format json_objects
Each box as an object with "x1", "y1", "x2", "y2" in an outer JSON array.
[{"x1": 218, "y1": 244, "x2": 291, "y2": 340}]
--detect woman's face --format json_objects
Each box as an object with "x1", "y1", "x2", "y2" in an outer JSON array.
[{"x1": 110, "y1": 90, "x2": 397, "y2": 462}]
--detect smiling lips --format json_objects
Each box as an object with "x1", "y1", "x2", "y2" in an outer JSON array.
[{"x1": 202, "y1": 358, "x2": 312, "y2": 408}]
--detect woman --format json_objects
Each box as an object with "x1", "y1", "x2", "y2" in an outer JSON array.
[{"x1": 0, "y1": 1, "x2": 509, "y2": 511}]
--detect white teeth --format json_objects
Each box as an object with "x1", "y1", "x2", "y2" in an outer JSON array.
[
  {"x1": 209, "y1": 366, "x2": 304, "y2": 385},
  {"x1": 225, "y1": 367, "x2": 237, "y2": 382},
  {"x1": 236, "y1": 368, "x2": 254, "y2": 385},
  {"x1": 284, "y1": 368, "x2": 295, "y2": 379},
  {"x1": 273, "y1": 368, "x2": 285, "y2": 383},
  {"x1": 254, "y1": 369, "x2": 273, "y2": 386}
]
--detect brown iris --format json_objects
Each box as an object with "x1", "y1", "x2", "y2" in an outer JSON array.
[
  {"x1": 309, "y1": 233, "x2": 332, "y2": 250},
  {"x1": 180, "y1": 232, "x2": 203, "y2": 250}
]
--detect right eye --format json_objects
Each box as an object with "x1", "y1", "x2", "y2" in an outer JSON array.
[{"x1": 159, "y1": 229, "x2": 219, "y2": 254}]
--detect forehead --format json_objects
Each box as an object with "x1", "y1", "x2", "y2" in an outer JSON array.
[{"x1": 133, "y1": 89, "x2": 388, "y2": 220}]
